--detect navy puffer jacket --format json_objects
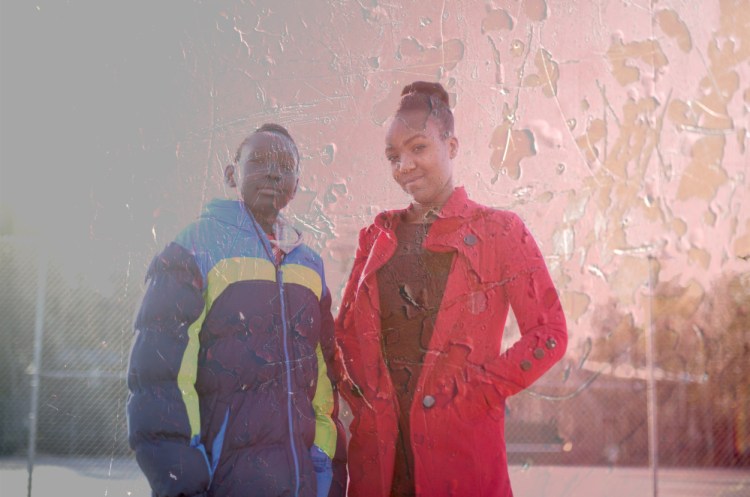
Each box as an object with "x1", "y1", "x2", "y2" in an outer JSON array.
[{"x1": 127, "y1": 199, "x2": 347, "y2": 497}]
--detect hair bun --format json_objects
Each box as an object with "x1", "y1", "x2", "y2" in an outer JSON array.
[{"x1": 400, "y1": 81, "x2": 450, "y2": 107}]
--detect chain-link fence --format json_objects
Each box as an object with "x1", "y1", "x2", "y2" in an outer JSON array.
[
  {"x1": 2, "y1": 234, "x2": 749, "y2": 496},
  {"x1": 0, "y1": 236, "x2": 141, "y2": 491},
  {"x1": 502, "y1": 268, "x2": 750, "y2": 469}
]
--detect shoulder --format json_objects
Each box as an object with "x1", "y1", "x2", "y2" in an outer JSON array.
[
  {"x1": 448, "y1": 187, "x2": 522, "y2": 228},
  {"x1": 358, "y1": 208, "x2": 402, "y2": 252},
  {"x1": 293, "y1": 243, "x2": 324, "y2": 266},
  {"x1": 464, "y1": 201, "x2": 525, "y2": 235},
  {"x1": 358, "y1": 210, "x2": 393, "y2": 245},
  {"x1": 484, "y1": 207, "x2": 523, "y2": 227},
  {"x1": 359, "y1": 221, "x2": 379, "y2": 241},
  {"x1": 143, "y1": 240, "x2": 203, "y2": 289},
  {"x1": 173, "y1": 219, "x2": 201, "y2": 246},
  {"x1": 175, "y1": 202, "x2": 254, "y2": 252},
  {"x1": 173, "y1": 218, "x2": 221, "y2": 255}
]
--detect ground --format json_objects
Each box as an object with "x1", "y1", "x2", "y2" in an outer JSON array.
[{"x1": 1, "y1": 457, "x2": 748, "y2": 496}]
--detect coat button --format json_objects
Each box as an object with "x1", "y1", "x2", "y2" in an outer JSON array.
[
  {"x1": 533, "y1": 347, "x2": 545, "y2": 359},
  {"x1": 520, "y1": 360, "x2": 532, "y2": 371},
  {"x1": 463, "y1": 234, "x2": 477, "y2": 246},
  {"x1": 545, "y1": 338, "x2": 557, "y2": 350},
  {"x1": 422, "y1": 395, "x2": 436, "y2": 408}
]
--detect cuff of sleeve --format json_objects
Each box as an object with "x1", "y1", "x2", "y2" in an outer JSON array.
[{"x1": 135, "y1": 439, "x2": 211, "y2": 497}]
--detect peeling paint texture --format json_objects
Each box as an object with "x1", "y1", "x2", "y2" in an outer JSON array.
[{"x1": 1, "y1": 0, "x2": 749, "y2": 488}]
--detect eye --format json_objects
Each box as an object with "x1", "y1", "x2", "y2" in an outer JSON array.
[
  {"x1": 412, "y1": 144, "x2": 426, "y2": 153},
  {"x1": 280, "y1": 162, "x2": 297, "y2": 173},
  {"x1": 387, "y1": 155, "x2": 400, "y2": 164},
  {"x1": 247, "y1": 154, "x2": 268, "y2": 166}
]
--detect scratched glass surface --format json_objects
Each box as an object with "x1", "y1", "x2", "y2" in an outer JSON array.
[{"x1": 1, "y1": 1, "x2": 749, "y2": 496}]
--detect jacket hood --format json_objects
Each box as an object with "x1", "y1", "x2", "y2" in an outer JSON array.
[{"x1": 201, "y1": 198, "x2": 304, "y2": 253}]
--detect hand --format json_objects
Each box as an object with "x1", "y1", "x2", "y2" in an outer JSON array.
[{"x1": 310, "y1": 445, "x2": 333, "y2": 497}]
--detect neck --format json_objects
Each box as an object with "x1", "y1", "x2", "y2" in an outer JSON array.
[
  {"x1": 405, "y1": 182, "x2": 454, "y2": 223},
  {"x1": 405, "y1": 203, "x2": 438, "y2": 223},
  {"x1": 246, "y1": 204, "x2": 279, "y2": 234}
]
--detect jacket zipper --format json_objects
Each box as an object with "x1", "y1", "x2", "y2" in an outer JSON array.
[
  {"x1": 277, "y1": 266, "x2": 301, "y2": 497},
  {"x1": 248, "y1": 209, "x2": 301, "y2": 497}
]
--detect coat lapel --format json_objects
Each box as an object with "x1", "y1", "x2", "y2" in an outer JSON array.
[
  {"x1": 422, "y1": 187, "x2": 485, "y2": 358},
  {"x1": 358, "y1": 214, "x2": 399, "y2": 292}
]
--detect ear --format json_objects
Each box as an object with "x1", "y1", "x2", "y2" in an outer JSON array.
[
  {"x1": 448, "y1": 136, "x2": 459, "y2": 159},
  {"x1": 291, "y1": 177, "x2": 299, "y2": 200},
  {"x1": 224, "y1": 164, "x2": 237, "y2": 187}
]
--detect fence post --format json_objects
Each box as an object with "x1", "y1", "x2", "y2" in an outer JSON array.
[
  {"x1": 27, "y1": 247, "x2": 47, "y2": 497},
  {"x1": 646, "y1": 255, "x2": 659, "y2": 497}
]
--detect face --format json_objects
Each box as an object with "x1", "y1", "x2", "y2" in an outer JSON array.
[
  {"x1": 385, "y1": 110, "x2": 458, "y2": 206},
  {"x1": 226, "y1": 132, "x2": 299, "y2": 217}
]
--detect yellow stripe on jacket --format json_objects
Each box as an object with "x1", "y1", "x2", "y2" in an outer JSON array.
[{"x1": 176, "y1": 256, "x2": 333, "y2": 454}]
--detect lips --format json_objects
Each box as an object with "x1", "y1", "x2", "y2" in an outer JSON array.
[
  {"x1": 257, "y1": 186, "x2": 281, "y2": 194},
  {"x1": 401, "y1": 176, "x2": 423, "y2": 189}
]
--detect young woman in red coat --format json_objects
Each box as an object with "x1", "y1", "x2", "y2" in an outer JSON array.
[{"x1": 334, "y1": 82, "x2": 568, "y2": 497}]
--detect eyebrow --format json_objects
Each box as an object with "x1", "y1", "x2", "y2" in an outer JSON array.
[
  {"x1": 386, "y1": 133, "x2": 428, "y2": 150},
  {"x1": 247, "y1": 150, "x2": 294, "y2": 159}
]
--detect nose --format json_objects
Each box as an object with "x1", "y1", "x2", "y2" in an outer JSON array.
[
  {"x1": 396, "y1": 156, "x2": 416, "y2": 174},
  {"x1": 264, "y1": 163, "x2": 283, "y2": 179}
]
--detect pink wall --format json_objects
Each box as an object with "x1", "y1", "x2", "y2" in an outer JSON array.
[
  {"x1": 3, "y1": 0, "x2": 746, "y2": 468},
  {"x1": 165, "y1": 0, "x2": 748, "y2": 345},
  {"x1": 155, "y1": 2, "x2": 750, "y2": 463}
]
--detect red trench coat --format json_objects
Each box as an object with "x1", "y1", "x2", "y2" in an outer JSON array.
[{"x1": 335, "y1": 187, "x2": 568, "y2": 497}]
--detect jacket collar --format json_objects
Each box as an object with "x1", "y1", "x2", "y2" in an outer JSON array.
[
  {"x1": 362, "y1": 187, "x2": 481, "y2": 279},
  {"x1": 202, "y1": 198, "x2": 304, "y2": 253},
  {"x1": 372, "y1": 186, "x2": 476, "y2": 231}
]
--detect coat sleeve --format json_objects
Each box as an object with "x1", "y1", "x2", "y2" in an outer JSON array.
[
  {"x1": 312, "y1": 287, "x2": 340, "y2": 459},
  {"x1": 126, "y1": 242, "x2": 211, "y2": 497},
  {"x1": 333, "y1": 225, "x2": 375, "y2": 403},
  {"x1": 480, "y1": 213, "x2": 568, "y2": 397},
  {"x1": 313, "y1": 284, "x2": 349, "y2": 497}
]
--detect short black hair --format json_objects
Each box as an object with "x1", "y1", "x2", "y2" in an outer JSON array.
[{"x1": 233, "y1": 123, "x2": 300, "y2": 168}]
